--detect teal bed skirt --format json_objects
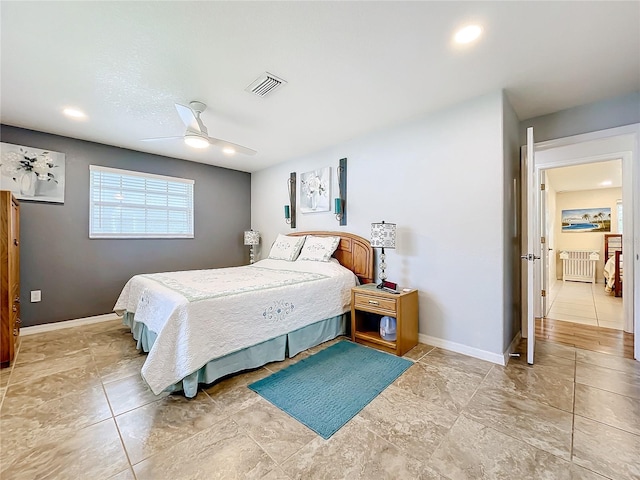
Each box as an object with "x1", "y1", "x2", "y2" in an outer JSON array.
[{"x1": 121, "y1": 312, "x2": 348, "y2": 398}]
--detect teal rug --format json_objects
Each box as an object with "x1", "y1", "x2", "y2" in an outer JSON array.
[{"x1": 248, "y1": 340, "x2": 412, "y2": 439}]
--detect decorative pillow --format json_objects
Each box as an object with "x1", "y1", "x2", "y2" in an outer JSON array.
[
  {"x1": 267, "y1": 234, "x2": 306, "y2": 261},
  {"x1": 297, "y1": 235, "x2": 340, "y2": 262}
]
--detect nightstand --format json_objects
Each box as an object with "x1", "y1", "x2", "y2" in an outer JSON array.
[{"x1": 350, "y1": 284, "x2": 418, "y2": 356}]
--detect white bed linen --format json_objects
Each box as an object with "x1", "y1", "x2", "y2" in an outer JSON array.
[
  {"x1": 603, "y1": 255, "x2": 623, "y2": 291},
  {"x1": 114, "y1": 258, "x2": 357, "y2": 394}
]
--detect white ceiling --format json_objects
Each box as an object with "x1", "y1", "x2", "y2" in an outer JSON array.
[
  {"x1": 545, "y1": 159, "x2": 622, "y2": 193},
  {"x1": 1, "y1": 2, "x2": 638, "y2": 173}
]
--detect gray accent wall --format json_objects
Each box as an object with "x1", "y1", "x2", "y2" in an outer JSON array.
[
  {"x1": 520, "y1": 91, "x2": 640, "y2": 143},
  {"x1": 1, "y1": 125, "x2": 251, "y2": 327}
]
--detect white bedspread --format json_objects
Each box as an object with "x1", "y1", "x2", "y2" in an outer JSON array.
[
  {"x1": 114, "y1": 259, "x2": 357, "y2": 394},
  {"x1": 603, "y1": 255, "x2": 623, "y2": 291}
]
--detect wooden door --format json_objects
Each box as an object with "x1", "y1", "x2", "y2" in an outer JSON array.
[
  {"x1": 0, "y1": 191, "x2": 19, "y2": 367},
  {"x1": 10, "y1": 196, "x2": 20, "y2": 343}
]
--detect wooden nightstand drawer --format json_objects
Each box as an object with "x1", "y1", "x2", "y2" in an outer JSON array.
[{"x1": 353, "y1": 292, "x2": 396, "y2": 314}]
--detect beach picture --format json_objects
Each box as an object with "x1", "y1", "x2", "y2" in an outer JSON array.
[{"x1": 561, "y1": 207, "x2": 611, "y2": 232}]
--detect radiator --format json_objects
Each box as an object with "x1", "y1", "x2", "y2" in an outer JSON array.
[{"x1": 560, "y1": 251, "x2": 600, "y2": 284}]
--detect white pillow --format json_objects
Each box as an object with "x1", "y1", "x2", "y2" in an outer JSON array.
[
  {"x1": 297, "y1": 235, "x2": 341, "y2": 262},
  {"x1": 267, "y1": 234, "x2": 306, "y2": 261}
]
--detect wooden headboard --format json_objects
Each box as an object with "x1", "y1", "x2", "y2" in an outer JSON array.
[
  {"x1": 604, "y1": 234, "x2": 622, "y2": 260},
  {"x1": 604, "y1": 234, "x2": 623, "y2": 297},
  {"x1": 288, "y1": 231, "x2": 374, "y2": 284}
]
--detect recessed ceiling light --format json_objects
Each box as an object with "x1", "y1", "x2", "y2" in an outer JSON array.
[
  {"x1": 63, "y1": 107, "x2": 86, "y2": 119},
  {"x1": 454, "y1": 25, "x2": 483, "y2": 44},
  {"x1": 223, "y1": 147, "x2": 236, "y2": 155},
  {"x1": 184, "y1": 135, "x2": 209, "y2": 149},
  {"x1": 600, "y1": 180, "x2": 612, "y2": 186}
]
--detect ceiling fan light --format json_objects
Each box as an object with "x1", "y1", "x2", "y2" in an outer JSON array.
[
  {"x1": 63, "y1": 107, "x2": 86, "y2": 119},
  {"x1": 184, "y1": 135, "x2": 209, "y2": 149},
  {"x1": 223, "y1": 147, "x2": 236, "y2": 155}
]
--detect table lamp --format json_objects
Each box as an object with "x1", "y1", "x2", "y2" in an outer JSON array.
[
  {"x1": 370, "y1": 221, "x2": 396, "y2": 287},
  {"x1": 243, "y1": 230, "x2": 260, "y2": 264}
]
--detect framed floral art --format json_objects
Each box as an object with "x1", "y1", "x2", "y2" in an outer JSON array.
[
  {"x1": 300, "y1": 166, "x2": 330, "y2": 213},
  {"x1": 0, "y1": 142, "x2": 65, "y2": 203}
]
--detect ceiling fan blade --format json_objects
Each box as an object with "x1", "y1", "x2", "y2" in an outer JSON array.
[
  {"x1": 207, "y1": 136, "x2": 257, "y2": 156},
  {"x1": 174, "y1": 103, "x2": 200, "y2": 132},
  {"x1": 141, "y1": 136, "x2": 184, "y2": 142},
  {"x1": 144, "y1": 102, "x2": 256, "y2": 155}
]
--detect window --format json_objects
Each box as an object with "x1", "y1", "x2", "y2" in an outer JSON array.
[
  {"x1": 90, "y1": 165, "x2": 194, "y2": 239},
  {"x1": 617, "y1": 199, "x2": 623, "y2": 234}
]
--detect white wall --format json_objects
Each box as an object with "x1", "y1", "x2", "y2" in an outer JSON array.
[
  {"x1": 521, "y1": 91, "x2": 640, "y2": 144},
  {"x1": 554, "y1": 187, "x2": 622, "y2": 280},
  {"x1": 252, "y1": 91, "x2": 510, "y2": 358}
]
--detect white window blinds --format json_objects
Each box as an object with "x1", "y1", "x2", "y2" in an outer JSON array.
[{"x1": 90, "y1": 165, "x2": 194, "y2": 239}]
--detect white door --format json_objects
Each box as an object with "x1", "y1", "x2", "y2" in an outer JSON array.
[{"x1": 524, "y1": 127, "x2": 542, "y2": 365}]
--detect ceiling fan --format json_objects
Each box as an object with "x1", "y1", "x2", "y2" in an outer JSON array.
[{"x1": 142, "y1": 101, "x2": 257, "y2": 156}]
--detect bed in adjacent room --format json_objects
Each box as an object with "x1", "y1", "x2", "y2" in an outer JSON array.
[
  {"x1": 114, "y1": 231, "x2": 374, "y2": 397},
  {"x1": 603, "y1": 233, "x2": 623, "y2": 297}
]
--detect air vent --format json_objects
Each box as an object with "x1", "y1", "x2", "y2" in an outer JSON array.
[{"x1": 245, "y1": 72, "x2": 287, "y2": 97}]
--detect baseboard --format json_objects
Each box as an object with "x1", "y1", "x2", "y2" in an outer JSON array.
[
  {"x1": 20, "y1": 313, "x2": 121, "y2": 336},
  {"x1": 503, "y1": 331, "x2": 523, "y2": 365},
  {"x1": 418, "y1": 333, "x2": 506, "y2": 366}
]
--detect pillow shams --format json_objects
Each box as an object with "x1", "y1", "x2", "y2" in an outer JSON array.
[
  {"x1": 297, "y1": 235, "x2": 340, "y2": 262},
  {"x1": 267, "y1": 234, "x2": 306, "y2": 261}
]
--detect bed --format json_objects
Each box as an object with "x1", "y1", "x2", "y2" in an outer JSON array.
[
  {"x1": 114, "y1": 231, "x2": 374, "y2": 397},
  {"x1": 603, "y1": 233, "x2": 623, "y2": 297}
]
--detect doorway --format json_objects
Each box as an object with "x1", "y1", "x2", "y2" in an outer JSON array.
[
  {"x1": 537, "y1": 159, "x2": 632, "y2": 357},
  {"x1": 545, "y1": 160, "x2": 623, "y2": 328},
  {"x1": 521, "y1": 125, "x2": 638, "y2": 361}
]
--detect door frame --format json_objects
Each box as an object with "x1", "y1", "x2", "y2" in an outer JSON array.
[
  {"x1": 540, "y1": 170, "x2": 549, "y2": 317},
  {"x1": 521, "y1": 123, "x2": 639, "y2": 360}
]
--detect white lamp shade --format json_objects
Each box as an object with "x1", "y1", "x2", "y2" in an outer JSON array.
[
  {"x1": 370, "y1": 222, "x2": 396, "y2": 249},
  {"x1": 244, "y1": 230, "x2": 260, "y2": 246}
]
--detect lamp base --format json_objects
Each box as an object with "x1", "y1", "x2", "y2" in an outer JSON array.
[{"x1": 377, "y1": 250, "x2": 387, "y2": 287}]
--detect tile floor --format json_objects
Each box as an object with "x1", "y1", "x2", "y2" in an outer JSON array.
[
  {"x1": 548, "y1": 280, "x2": 624, "y2": 330},
  {"x1": 1, "y1": 320, "x2": 639, "y2": 480}
]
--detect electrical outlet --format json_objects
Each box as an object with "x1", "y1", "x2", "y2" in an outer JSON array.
[{"x1": 31, "y1": 290, "x2": 41, "y2": 302}]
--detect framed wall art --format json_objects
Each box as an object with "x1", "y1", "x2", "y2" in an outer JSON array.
[
  {"x1": 0, "y1": 142, "x2": 66, "y2": 203},
  {"x1": 300, "y1": 166, "x2": 330, "y2": 213},
  {"x1": 561, "y1": 207, "x2": 611, "y2": 232}
]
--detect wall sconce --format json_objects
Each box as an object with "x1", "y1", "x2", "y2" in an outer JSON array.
[
  {"x1": 243, "y1": 230, "x2": 260, "y2": 264},
  {"x1": 334, "y1": 157, "x2": 347, "y2": 225},
  {"x1": 334, "y1": 198, "x2": 343, "y2": 221},
  {"x1": 370, "y1": 220, "x2": 396, "y2": 287},
  {"x1": 284, "y1": 172, "x2": 296, "y2": 228}
]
